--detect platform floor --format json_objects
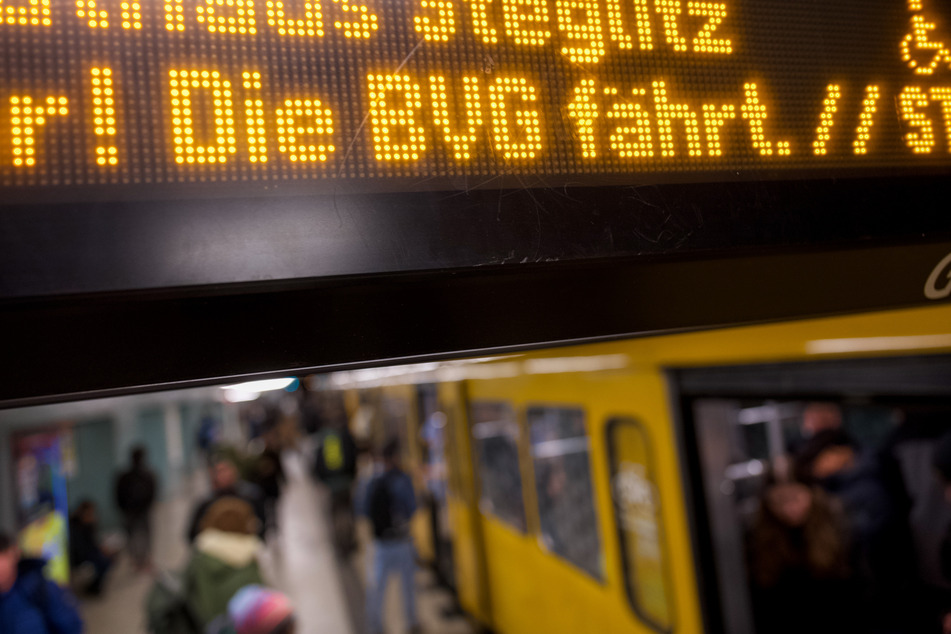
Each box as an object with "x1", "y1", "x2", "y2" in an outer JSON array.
[{"x1": 79, "y1": 449, "x2": 475, "y2": 634}]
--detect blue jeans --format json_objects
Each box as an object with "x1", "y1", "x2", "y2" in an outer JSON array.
[{"x1": 366, "y1": 539, "x2": 418, "y2": 633}]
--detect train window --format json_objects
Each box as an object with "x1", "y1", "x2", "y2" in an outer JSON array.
[
  {"x1": 607, "y1": 418, "x2": 673, "y2": 632},
  {"x1": 680, "y1": 356, "x2": 951, "y2": 634},
  {"x1": 526, "y1": 406, "x2": 603, "y2": 580},
  {"x1": 470, "y1": 401, "x2": 526, "y2": 532}
]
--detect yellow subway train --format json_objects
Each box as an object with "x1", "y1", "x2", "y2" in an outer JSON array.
[{"x1": 333, "y1": 303, "x2": 951, "y2": 634}]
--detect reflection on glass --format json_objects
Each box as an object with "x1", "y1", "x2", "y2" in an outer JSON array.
[
  {"x1": 470, "y1": 401, "x2": 526, "y2": 532},
  {"x1": 527, "y1": 406, "x2": 603, "y2": 580},
  {"x1": 609, "y1": 418, "x2": 672, "y2": 631}
]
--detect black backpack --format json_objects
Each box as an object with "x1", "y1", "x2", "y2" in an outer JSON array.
[
  {"x1": 144, "y1": 570, "x2": 201, "y2": 634},
  {"x1": 368, "y1": 472, "x2": 407, "y2": 539}
]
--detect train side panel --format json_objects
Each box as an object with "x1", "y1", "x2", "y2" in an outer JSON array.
[
  {"x1": 439, "y1": 380, "x2": 493, "y2": 625},
  {"x1": 347, "y1": 303, "x2": 951, "y2": 634},
  {"x1": 465, "y1": 375, "x2": 545, "y2": 632},
  {"x1": 463, "y1": 368, "x2": 705, "y2": 634}
]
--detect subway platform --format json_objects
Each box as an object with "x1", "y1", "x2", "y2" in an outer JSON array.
[{"x1": 78, "y1": 449, "x2": 474, "y2": 634}]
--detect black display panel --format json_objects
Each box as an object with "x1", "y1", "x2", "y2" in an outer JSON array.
[{"x1": 2, "y1": 0, "x2": 951, "y2": 202}]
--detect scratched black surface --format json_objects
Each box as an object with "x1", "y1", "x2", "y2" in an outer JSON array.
[{"x1": 2, "y1": 1, "x2": 951, "y2": 403}]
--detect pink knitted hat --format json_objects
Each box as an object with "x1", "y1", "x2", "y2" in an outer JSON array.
[{"x1": 228, "y1": 585, "x2": 294, "y2": 634}]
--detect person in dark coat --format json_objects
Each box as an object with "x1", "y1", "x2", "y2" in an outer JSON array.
[
  {"x1": 314, "y1": 420, "x2": 358, "y2": 553},
  {"x1": 115, "y1": 445, "x2": 158, "y2": 571},
  {"x1": 798, "y1": 429, "x2": 913, "y2": 608},
  {"x1": 362, "y1": 439, "x2": 420, "y2": 634},
  {"x1": 796, "y1": 429, "x2": 894, "y2": 555},
  {"x1": 188, "y1": 457, "x2": 266, "y2": 543},
  {"x1": 68, "y1": 500, "x2": 113, "y2": 596},
  {"x1": 252, "y1": 433, "x2": 286, "y2": 535},
  {"x1": 794, "y1": 427, "x2": 917, "y2": 633},
  {"x1": 0, "y1": 532, "x2": 83, "y2": 633},
  {"x1": 747, "y1": 463, "x2": 859, "y2": 634}
]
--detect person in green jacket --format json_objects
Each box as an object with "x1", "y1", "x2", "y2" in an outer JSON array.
[{"x1": 184, "y1": 496, "x2": 266, "y2": 629}]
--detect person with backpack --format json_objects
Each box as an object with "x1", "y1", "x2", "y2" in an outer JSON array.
[
  {"x1": 146, "y1": 496, "x2": 266, "y2": 634},
  {"x1": 362, "y1": 439, "x2": 421, "y2": 634},
  {"x1": 185, "y1": 497, "x2": 267, "y2": 628},
  {"x1": 313, "y1": 420, "x2": 358, "y2": 553},
  {"x1": 0, "y1": 532, "x2": 83, "y2": 633},
  {"x1": 115, "y1": 445, "x2": 158, "y2": 572}
]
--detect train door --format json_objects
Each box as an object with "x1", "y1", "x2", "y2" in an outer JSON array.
[
  {"x1": 440, "y1": 380, "x2": 492, "y2": 625},
  {"x1": 416, "y1": 382, "x2": 455, "y2": 584},
  {"x1": 466, "y1": 364, "x2": 704, "y2": 634},
  {"x1": 675, "y1": 354, "x2": 951, "y2": 634},
  {"x1": 510, "y1": 367, "x2": 701, "y2": 634},
  {"x1": 466, "y1": 375, "x2": 540, "y2": 631}
]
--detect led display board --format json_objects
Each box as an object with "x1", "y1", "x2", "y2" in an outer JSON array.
[{"x1": 1, "y1": 0, "x2": 950, "y2": 201}]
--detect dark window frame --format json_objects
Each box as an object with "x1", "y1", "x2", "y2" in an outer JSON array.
[{"x1": 606, "y1": 416, "x2": 676, "y2": 634}]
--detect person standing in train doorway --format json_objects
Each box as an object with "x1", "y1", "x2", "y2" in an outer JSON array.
[
  {"x1": 363, "y1": 439, "x2": 421, "y2": 634},
  {"x1": 115, "y1": 445, "x2": 158, "y2": 573}
]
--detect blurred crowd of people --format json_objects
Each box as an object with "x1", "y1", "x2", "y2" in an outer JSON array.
[
  {"x1": 747, "y1": 403, "x2": 951, "y2": 634},
  {"x1": 6, "y1": 381, "x2": 951, "y2": 634},
  {"x1": 145, "y1": 404, "x2": 295, "y2": 634},
  {"x1": 0, "y1": 383, "x2": 431, "y2": 634},
  {"x1": 1, "y1": 395, "x2": 300, "y2": 633}
]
